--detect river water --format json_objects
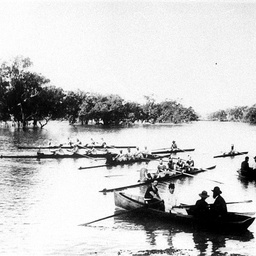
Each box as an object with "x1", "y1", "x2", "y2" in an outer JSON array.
[{"x1": 0, "y1": 120, "x2": 256, "y2": 256}]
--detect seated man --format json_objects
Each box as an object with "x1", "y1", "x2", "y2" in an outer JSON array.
[
  {"x1": 157, "y1": 159, "x2": 167, "y2": 178},
  {"x1": 241, "y1": 156, "x2": 253, "y2": 175},
  {"x1": 144, "y1": 180, "x2": 165, "y2": 211}
]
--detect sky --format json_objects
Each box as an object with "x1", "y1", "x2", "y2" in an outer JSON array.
[{"x1": 1, "y1": 0, "x2": 256, "y2": 116}]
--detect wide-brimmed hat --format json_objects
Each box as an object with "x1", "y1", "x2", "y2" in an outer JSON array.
[
  {"x1": 212, "y1": 186, "x2": 222, "y2": 194},
  {"x1": 199, "y1": 190, "x2": 209, "y2": 198}
]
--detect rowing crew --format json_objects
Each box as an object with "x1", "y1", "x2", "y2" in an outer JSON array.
[
  {"x1": 113, "y1": 147, "x2": 148, "y2": 162},
  {"x1": 140, "y1": 155, "x2": 195, "y2": 182}
]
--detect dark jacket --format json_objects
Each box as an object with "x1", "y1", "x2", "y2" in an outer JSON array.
[{"x1": 210, "y1": 195, "x2": 227, "y2": 217}]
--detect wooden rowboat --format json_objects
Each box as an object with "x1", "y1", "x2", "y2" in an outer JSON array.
[
  {"x1": 0, "y1": 152, "x2": 117, "y2": 159},
  {"x1": 99, "y1": 165, "x2": 216, "y2": 193},
  {"x1": 214, "y1": 151, "x2": 248, "y2": 158},
  {"x1": 114, "y1": 191, "x2": 255, "y2": 232},
  {"x1": 151, "y1": 148, "x2": 195, "y2": 154}
]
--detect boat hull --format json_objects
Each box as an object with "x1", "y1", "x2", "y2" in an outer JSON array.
[
  {"x1": 151, "y1": 148, "x2": 195, "y2": 154},
  {"x1": 214, "y1": 151, "x2": 248, "y2": 158},
  {"x1": 114, "y1": 192, "x2": 255, "y2": 232},
  {"x1": 0, "y1": 152, "x2": 117, "y2": 159},
  {"x1": 237, "y1": 170, "x2": 256, "y2": 180},
  {"x1": 17, "y1": 145, "x2": 136, "y2": 150},
  {"x1": 99, "y1": 165, "x2": 216, "y2": 192}
]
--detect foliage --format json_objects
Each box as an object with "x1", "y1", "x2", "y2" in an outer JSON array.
[{"x1": 0, "y1": 56, "x2": 199, "y2": 128}]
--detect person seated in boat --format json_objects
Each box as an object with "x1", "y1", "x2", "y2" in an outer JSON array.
[
  {"x1": 142, "y1": 146, "x2": 150, "y2": 158},
  {"x1": 190, "y1": 190, "x2": 210, "y2": 219},
  {"x1": 100, "y1": 138, "x2": 107, "y2": 148},
  {"x1": 85, "y1": 147, "x2": 97, "y2": 155},
  {"x1": 175, "y1": 157, "x2": 185, "y2": 171},
  {"x1": 241, "y1": 156, "x2": 253, "y2": 175},
  {"x1": 167, "y1": 156, "x2": 175, "y2": 171},
  {"x1": 210, "y1": 186, "x2": 227, "y2": 218},
  {"x1": 139, "y1": 162, "x2": 152, "y2": 182},
  {"x1": 156, "y1": 158, "x2": 167, "y2": 177},
  {"x1": 70, "y1": 144, "x2": 80, "y2": 154},
  {"x1": 252, "y1": 156, "x2": 256, "y2": 170},
  {"x1": 134, "y1": 147, "x2": 144, "y2": 159},
  {"x1": 125, "y1": 147, "x2": 134, "y2": 161},
  {"x1": 165, "y1": 183, "x2": 180, "y2": 213},
  {"x1": 185, "y1": 155, "x2": 194, "y2": 172},
  {"x1": 171, "y1": 141, "x2": 178, "y2": 150},
  {"x1": 229, "y1": 144, "x2": 235, "y2": 154},
  {"x1": 52, "y1": 144, "x2": 65, "y2": 155},
  {"x1": 144, "y1": 180, "x2": 165, "y2": 211},
  {"x1": 105, "y1": 150, "x2": 114, "y2": 164},
  {"x1": 114, "y1": 150, "x2": 126, "y2": 162}
]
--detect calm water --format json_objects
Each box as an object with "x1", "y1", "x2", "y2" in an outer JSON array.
[{"x1": 0, "y1": 121, "x2": 256, "y2": 256}]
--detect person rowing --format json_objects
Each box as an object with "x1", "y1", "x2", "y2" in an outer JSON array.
[
  {"x1": 144, "y1": 180, "x2": 165, "y2": 211},
  {"x1": 185, "y1": 155, "x2": 194, "y2": 172},
  {"x1": 171, "y1": 141, "x2": 178, "y2": 151},
  {"x1": 51, "y1": 144, "x2": 65, "y2": 155},
  {"x1": 133, "y1": 147, "x2": 144, "y2": 159},
  {"x1": 114, "y1": 150, "x2": 126, "y2": 162},
  {"x1": 156, "y1": 158, "x2": 167, "y2": 178},
  {"x1": 125, "y1": 147, "x2": 134, "y2": 161}
]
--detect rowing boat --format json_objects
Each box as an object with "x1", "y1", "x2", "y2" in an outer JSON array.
[
  {"x1": 105, "y1": 153, "x2": 169, "y2": 165},
  {"x1": 214, "y1": 151, "x2": 248, "y2": 158},
  {"x1": 79, "y1": 154, "x2": 170, "y2": 169},
  {"x1": 17, "y1": 145, "x2": 136, "y2": 150},
  {"x1": 237, "y1": 169, "x2": 256, "y2": 180},
  {"x1": 151, "y1": 148, "x2": 195, "y2": 154},
  {"x1": 114, "y1": 191, "x2": 255, "y2": 232},
  {"x1": 0, "y1": 152, "x2": 117, "y2": 159},
  {"x1": 99, "y1": 165, "x2": 216, "y2": 192}
]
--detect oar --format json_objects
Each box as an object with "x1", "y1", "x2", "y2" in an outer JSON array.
[
  {"x1": 79, "y1": 164, "x2": 110, "y2": 170},
  {"x1": 79, "y1": 198, "x2": 161, "y2": 226},
  {"x1": 175, "y1": 200, "x2": 253, "y2": 209},
  {"x1": 174, "y1": 169, "x2": 223, "y2": 184}
]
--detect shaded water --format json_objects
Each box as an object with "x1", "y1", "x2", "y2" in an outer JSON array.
[{"x1": 0, "y1": 121, "x2": 256, "y2": 255}]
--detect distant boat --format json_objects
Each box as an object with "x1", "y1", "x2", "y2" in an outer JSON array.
[
  {"x1": 213, "y1": 151, "x2": 248, "y2": 158},
  {"x1": 151, "y1": 148, "x2": 195, "y2": 154}
]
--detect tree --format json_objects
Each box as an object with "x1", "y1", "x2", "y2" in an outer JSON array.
[{"x1": 0, "y1": 56, "x2": 50, "y2": 128}]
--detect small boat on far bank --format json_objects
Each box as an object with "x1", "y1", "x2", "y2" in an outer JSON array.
[
  {"x1": 214, "y1": 151, "x2": 248, "y2": 158},
  {"x1": 114, "y1": 191, "x2": 255, "y2": 232}
]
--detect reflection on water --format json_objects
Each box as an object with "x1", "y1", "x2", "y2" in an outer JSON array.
[
  {"x1": 0, "y1": 121, "x2": 256, "y2": 255},
  {"x1": 113, "y1": 211, "x2": 254, "y2": 255}
]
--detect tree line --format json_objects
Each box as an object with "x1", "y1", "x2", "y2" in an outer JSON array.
[
  {"x1": 208, "y1": 106, "x2": 256, "y2": 124},
  {"x1": 0, "y1": 56, "x2": 199, "y2": 129}
]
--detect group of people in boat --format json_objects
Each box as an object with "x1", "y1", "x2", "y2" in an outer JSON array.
[
  {"x1": 240, "y1": 156, "x2": 256, "y2": 176},
  {"x1": 144, "y1": 181, "x2": 227, "y2": 219},
  {"x1": 139, "y1": 155, "x2": 195, "y2": 181},
  {"x1": 110, "y1": 147, "x2": 148, "y2": 162}
]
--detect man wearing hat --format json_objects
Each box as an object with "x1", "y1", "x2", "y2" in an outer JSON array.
[
  {"x1": 192, "y1": 190, "x2": 210, "y2": 218},
  {"x1": 210, "y1": 186, "x2": 227, "y2": 218}
]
